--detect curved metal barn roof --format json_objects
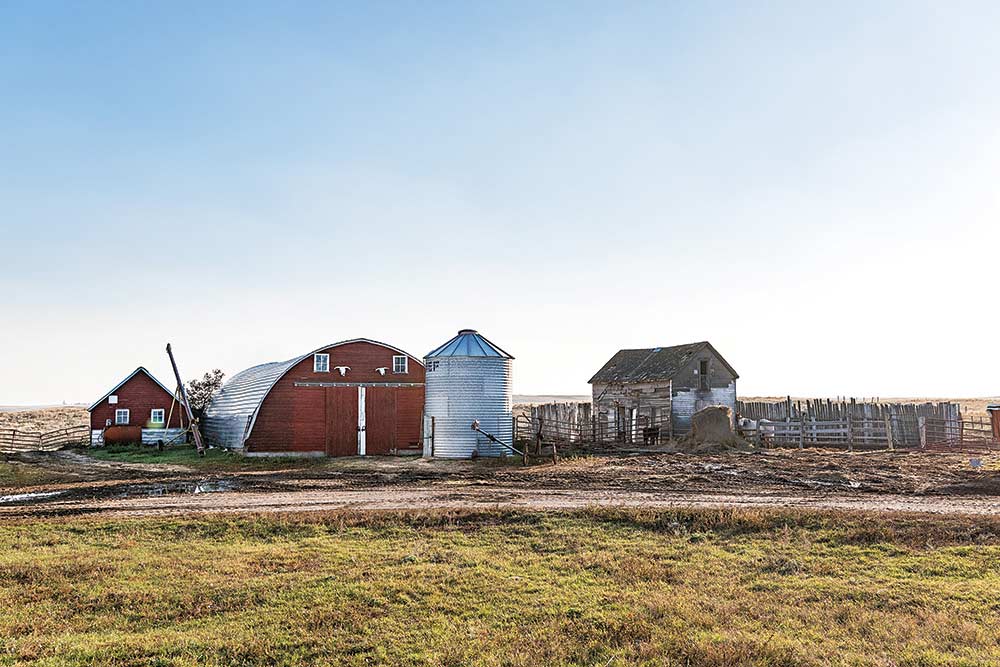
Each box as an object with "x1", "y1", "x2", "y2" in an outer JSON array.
[
  {"x1": 425, "y1": 329, "x2": 514, "y2": 359},
  {"x1": 203, "y1": 338, "x2": 424, "y2": 449},
  {"x1": 203, "y1": 358, "x2": 299, "y2": 421}
]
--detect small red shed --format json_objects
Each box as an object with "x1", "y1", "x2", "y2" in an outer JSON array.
[
  {"x1": 88, "y1": 367, "x2": 186, "y2": 446},
  {"x1": 202, "y1": 339, "x2": 425, "y2": 456}
]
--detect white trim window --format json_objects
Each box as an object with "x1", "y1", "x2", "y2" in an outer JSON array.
[
  {"x1": 115, "y1": 409, "x2": 130, "y2": 425},
  {"x1": 392, "y1": 355, "x2": 408, "y2": 374},
  {"x1": 314, "y1": 353, "x2": 330, "y2": 373},
  {"x1": 150, "y1": 409, "x2": 165, "y2": 425}
]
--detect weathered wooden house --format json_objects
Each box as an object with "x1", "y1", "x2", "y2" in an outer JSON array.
[
  {"x1": 589, "y1": 341, "x2": 738, "y2": 440},
  {"x1": 88, "y1": 367, "x2": 187, "y2": 446},
  {"x1": 202, "y1": 339, "x2": 425, "y2": 456}
]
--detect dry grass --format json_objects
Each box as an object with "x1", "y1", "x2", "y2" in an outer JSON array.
[
  {"x1": 1, "y1": 508, "x2": 999, "y2": 666},
  {"x1": 0, "y1": 407, "x2": 88, "y2": 433}
]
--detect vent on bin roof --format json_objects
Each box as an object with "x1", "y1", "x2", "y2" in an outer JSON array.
[{"x1": 425, "y1": 329, "x2": 514, "y2": 359}]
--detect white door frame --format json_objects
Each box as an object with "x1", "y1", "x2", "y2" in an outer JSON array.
[{"x1": 357, "y1": 386, "x2": 367, "y2": 455}]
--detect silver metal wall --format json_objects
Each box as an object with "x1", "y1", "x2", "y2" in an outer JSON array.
[{"x1": 424, "y1": 356, "x2": 513, "y2": 458}]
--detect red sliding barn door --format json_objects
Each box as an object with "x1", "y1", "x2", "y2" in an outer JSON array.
[
  {"x1": 325, "y1": 387, "x2": 358, "y2": 456},
  {"x1": 365, "y1": 386, "x2": 397, "y2": 455}
]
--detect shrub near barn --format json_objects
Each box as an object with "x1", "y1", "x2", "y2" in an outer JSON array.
[{"x1": 186, "y1": 369, "x2": 225, "y2": 420}]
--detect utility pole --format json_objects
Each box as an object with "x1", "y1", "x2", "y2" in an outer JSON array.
[{"x1": 166, "y1": 343, "x2": 205, "y2": 456}]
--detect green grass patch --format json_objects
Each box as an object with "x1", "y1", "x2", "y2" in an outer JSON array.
[
  {"x1": 1, "y1": 508, "x2": 999, "y2": 666},
  {"x1": 87, "y1": 445, "x2": 321, "y2": 471}
]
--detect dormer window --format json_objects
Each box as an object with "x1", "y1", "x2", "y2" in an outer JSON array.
[
  {"x1": 392, "y1": 355, "x2": 408, "y2": 374},
  {"x1": 314, "y1": 354, "x2": 330, "y2": 373}
]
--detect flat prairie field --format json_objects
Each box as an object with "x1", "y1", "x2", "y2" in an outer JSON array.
[{"x1": 1, "y1": 509, "x2": 999, "y2": 667}]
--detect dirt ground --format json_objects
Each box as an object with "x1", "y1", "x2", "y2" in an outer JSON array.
[{"x1": 3, "y1": 448, "x2": 999, "y2": 519}]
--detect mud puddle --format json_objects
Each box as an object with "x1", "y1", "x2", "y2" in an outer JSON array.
[
  {"x1": 111, "y1": 478, "x2": 243, "y2": 499},
  {"x1": 0, "y1": 490, "x2": 66, "y2": 504}
]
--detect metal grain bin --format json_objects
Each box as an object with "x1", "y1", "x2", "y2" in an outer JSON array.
[{"x1": 423, "y1": 329, "x2": 514, "y2": 458}]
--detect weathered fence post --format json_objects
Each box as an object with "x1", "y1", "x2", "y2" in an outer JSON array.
[
  {"x1": 846, "y1": 416, "x2": 854, "y2": 452},
  {"x1": 918, "y1": 416, "x2": 926, "y2": 449},
  {"x1": 799, "y1": 414, "x2": 805, "y2": 450},
  {"x1": 885, "y1": 415, "x2": 894, "y2": 451}
]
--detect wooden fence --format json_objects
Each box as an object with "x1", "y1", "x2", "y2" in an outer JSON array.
[
  {"x1": 0, "y1": 425, "x2": 90, "y2": 454},
  {"x1": 515, "y1": 413, "x2": 672, "y2": 449},
  {"x1": 737, "y1": 398, "x2": 961, "y2": 424},
  {"x1": 736, "y1": 398, "x2": 967, "y2": 449},
  {"x1": 516, "y1": 403, "x2": 999, "y2": 453},
  {"x1": 738, "y1": 415, "x2": 908, "y2": 450}
]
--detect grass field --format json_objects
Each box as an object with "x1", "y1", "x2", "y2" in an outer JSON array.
[
  {"x1": 0, "y1": 407, "x2": 88, "y2": 432},
  {"x1": 1, "y1": 509, "x2": 999, "y2": 666}
]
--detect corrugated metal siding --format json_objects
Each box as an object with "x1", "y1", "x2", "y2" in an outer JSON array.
[
  {"x1": 424, "y1": 356, "x2": 513, "y2": 458},
  {"x1": 671, "y1": 382, "x2": 737, "y2": 434},
  {"x1": 141, "y1": 428, "x2": 187, "y2": 445},
  {"x1": 202, "y1": 359, "x2": 298, "y2": 449}
]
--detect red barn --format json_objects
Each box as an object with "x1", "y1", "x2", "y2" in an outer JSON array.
[
  {"x1": 202, "y1": 339, "x2": 425, "y2": 456},
  {"x1": 88, "y1": 367, "x2": 186, "y2": 446}
]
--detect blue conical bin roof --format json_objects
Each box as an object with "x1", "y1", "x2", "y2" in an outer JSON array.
[{"x1": 425, "y1": 329, "x2": 514, "y2": 359}]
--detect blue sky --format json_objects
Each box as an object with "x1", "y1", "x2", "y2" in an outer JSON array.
[{"x1": 2, "y1": 1, "x2": 999, "y2": 404}]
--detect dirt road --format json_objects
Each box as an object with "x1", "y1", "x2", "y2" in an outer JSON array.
[
  {"x1": 2, "y1": 449, "x2": 999, "y2": 518},
  {"x1": 8, "y1": 486, "x2": 1000, "y2": 519}
]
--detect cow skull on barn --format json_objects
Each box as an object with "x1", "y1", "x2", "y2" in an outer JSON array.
[
  {"x1": 375, "y1": 367, "x2": 389, "y2": 376},
  {"x1": 333, "y1": 366, "x2": 351, "y2": 376}
]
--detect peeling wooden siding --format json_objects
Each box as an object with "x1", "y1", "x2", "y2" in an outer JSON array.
[{"x1": 671, "y1": 382, "x2": 737, "y2": 433}]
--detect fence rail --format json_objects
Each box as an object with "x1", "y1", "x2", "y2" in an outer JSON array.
[
  {"x1": 738, "y1": 398, "x2": 961, "y2": 423},
  {"x1": 924, "y1": 417, "x2": 999, "y2": 452},
  {"x1": 0, "y1": 425, "x2": 90, "y2": 454},
  {"x1": 739, "y1": 416, "x2": 905, "y2": 450},
  {"x1": 514, "y1": 410, "x2": 999, "y2": 453},
  {"x1": 515, "y1": 413, "x2": 673, "y2": 449}
]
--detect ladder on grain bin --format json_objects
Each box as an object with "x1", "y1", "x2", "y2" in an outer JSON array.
[{"x1": 166, "y1": 343, "x2": 205, "y2": 456}]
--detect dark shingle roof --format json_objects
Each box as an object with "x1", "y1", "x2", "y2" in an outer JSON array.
[{"x1": 588, "y1": 341, "x2": 738, "y2": 384}]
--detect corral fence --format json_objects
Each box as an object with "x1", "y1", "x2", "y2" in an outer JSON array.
[
  {"x1": 924, "y1": 417, "x2": 999, "y2": 452},
  {"x1": 514, "y1": 398, "x2": 1000, "y2": 453},
  {"x1": 515, "y1": 407, "x2": 673, "y2": 451},
  {"x1": 738, "y1": 415, "x2": 914, "y2": 450},
  {"x1": 737, "y1": 398, "x2": 998, "y2": 452},
  {"x1": 0, "y1": 425, "x2": 91, "y2": 454}
]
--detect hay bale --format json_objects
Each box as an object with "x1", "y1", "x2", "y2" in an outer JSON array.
[
  {"x1": 678, "y1": 406, "x2": 756, "y2": 454},
  {"x1": 690, "y1": 406, "x2": 736, "y2": 442}
]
